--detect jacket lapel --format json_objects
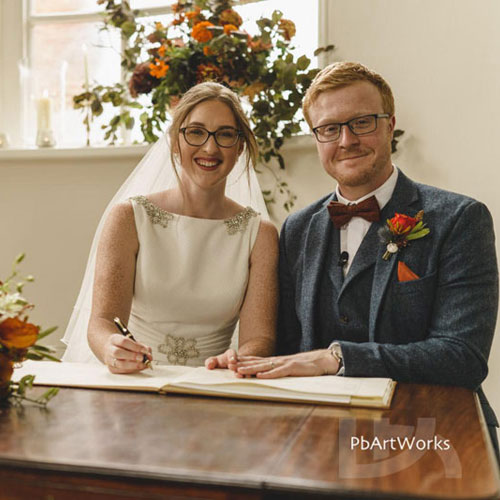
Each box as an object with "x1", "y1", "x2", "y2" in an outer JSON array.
[
  {"x1": 301, "y1": 197, "x2": 337, "y2": 349},
  {"x1": 368, "y1": 170, "x2": 420, "y2": 341}
]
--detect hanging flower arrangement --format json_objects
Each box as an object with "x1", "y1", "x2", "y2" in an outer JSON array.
[{"x1": 74, "y1": 0, "x2": 329, "y2": 211}]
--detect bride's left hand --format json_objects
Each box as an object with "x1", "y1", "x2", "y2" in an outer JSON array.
[{"x1": 205, "y1": 348, "x2": 238, "y2": 371}]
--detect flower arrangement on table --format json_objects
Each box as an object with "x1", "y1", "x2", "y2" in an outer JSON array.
[
  {"x1": 73, "y1": 0, "x2": 330, "y2": 211},
  {"x1": 0, "y1": 254, "x2": 59, "y2": 406}
]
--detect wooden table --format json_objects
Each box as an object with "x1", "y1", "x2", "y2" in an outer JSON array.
[{"x1": 0, "y1": 383, "x2": 498, "y2": 499}]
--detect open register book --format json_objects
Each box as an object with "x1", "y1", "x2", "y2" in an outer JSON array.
[{"x1": 13, "y1": 361, "x2": 397, "y2": 409}]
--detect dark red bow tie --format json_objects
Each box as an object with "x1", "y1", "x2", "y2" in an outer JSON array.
[{"x1": 327, "y1": 195, "x2": 381, "y2": 228}]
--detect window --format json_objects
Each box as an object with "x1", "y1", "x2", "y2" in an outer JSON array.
[{"x1": 0, "y1": 0, "x2": 321, "y2": 149}]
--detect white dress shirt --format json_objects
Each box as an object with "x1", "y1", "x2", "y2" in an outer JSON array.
[
  {"x1": 335, "y1": 166, "x2": 398, "y2": 275},
  {"x1": 329, "y1": 166, "x2": 398, "y2": 376}
]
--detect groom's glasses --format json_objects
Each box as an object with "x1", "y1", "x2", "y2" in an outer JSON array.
[
  {"x1": 312, "y1": 114, "x2": 390, "y2": 143},
  {"x1": 180, "y1": 126, "x2": 242, "y2": 148}
]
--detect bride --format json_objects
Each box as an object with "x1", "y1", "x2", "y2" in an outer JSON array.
[{"x1": 62, "y1": 82, "x2": 278, "y2": 373}]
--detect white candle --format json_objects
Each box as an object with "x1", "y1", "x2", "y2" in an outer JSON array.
[
  {"x1": 82, "y1": 44, "x2": 89, "y2": 92},
  {"x1": 37, "y1": 90, "x2": 52, "y2": 131}
]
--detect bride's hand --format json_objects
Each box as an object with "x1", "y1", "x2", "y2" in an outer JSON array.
[
  {"x1": 205, "y1": 348, "x2": 238, "y2": 371},
  {"x1": 105, "y1": 333, "x2": 153, "y2": 373}
]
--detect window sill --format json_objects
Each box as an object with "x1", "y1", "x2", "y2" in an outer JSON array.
[
  {"x1": 0, "y1": 144, "x2": 150, "y2": 162},
  {"x1": 0, "y1": 134, "x2": 315, "y2": 162}
]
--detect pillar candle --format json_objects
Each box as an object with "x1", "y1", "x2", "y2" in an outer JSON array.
[{"x1": 37, "y1": 92, "x2": 52, "y2": 131}]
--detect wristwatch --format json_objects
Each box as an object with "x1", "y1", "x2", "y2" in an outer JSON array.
[{"x1": 329, "y1": 342, "x2": 344, "y2": 374}]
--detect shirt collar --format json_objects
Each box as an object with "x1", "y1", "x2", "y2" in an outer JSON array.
[{"x1": 335, "y1": 165, "x2": 398, "y2": 210}]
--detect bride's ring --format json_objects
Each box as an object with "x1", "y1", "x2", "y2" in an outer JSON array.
[
  {"x1": 112, "y1": 358, "x2": 117, "y2": 368},
  {"x1": 269, "y1": 361, "x2": 275, "y2": 370}
]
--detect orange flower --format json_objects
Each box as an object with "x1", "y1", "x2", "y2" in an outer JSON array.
[
  {"x1": 158, "y1": 45, "x2": 166, "y2": 57},
  {"x1": 388, "y1": 213, "x2": 419, "y2": 235},
  {"x1": 191, "y1": 21, "x2": 214, "y2": 43},
  {"x1": 278, "y1": 19, "x2": 296, "y2": 41},
  {"x1": 0, "y1": 317, "x2": 39, "y2": 349},
  {"x1": 219, "y1": 8, "x2": 243, "y2": 27},
  {"x1": 155, "y1": 22, "x2": 165, "y2": 31},
  {"x1": 186, "y1": 7, "x2": 201, "y2": 20},
  {"x1": 171, "y1": 14, "x2": 185, "y2": 26},
  {"x1": 203, "y1": 46, "x2": 214, "y2": 56},
  {"x1": 223, "y1": 24, "x2": 238, "y2": 35},
  {"x1": 149, "y1": 59, "x2": 170, "y2": 79}
]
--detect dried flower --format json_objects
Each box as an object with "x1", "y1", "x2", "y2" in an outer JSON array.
[
  {"x1": 279, "y1": 19, "x2": 296, "y2": 41},
  {"x1": 191, "y1": 21, "x2": 215, "y2": 43},
  {"x1": 248, "y1": 37, "x2": 272, "y2": 53},
  {"x1": 129, "y1": 62, "x2": 160, "y2": 98},
  {"x1": 196, "y1": 63, "x2": 222, "y2": 82},
  {"x1": 219, "y1": 8, "x2": 243, "y2": 27}
]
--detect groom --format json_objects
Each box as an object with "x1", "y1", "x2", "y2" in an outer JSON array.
[{"x1": 236, "y1": 61, "x2": 499, "y2": 457}]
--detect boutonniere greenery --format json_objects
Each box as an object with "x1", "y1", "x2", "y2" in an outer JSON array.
[{"x1": 379, "y1": 211, "x2": 430, "y2": 260}]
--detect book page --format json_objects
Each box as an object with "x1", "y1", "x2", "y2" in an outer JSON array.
[
  {"x1": 13, "y1": 361, "x2": 193, "y2": 391},
  {"x1": 174, "y1": 367, "x2": 391, "y2": 399}
]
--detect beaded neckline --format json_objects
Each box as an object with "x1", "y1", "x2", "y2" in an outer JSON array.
[{"x1": 130, "y1": 195, "x2": 258, "y2": 234}]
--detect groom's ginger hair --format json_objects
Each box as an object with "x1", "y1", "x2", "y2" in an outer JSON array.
[{"x1": 303, "y1": 61, "x2": 395, "y2": 127}]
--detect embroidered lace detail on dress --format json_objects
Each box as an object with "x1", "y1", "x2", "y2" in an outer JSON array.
[
  {"x1": 130, "y1": 195, "x2": 174, "y2": 228},
  {"x1": 224, "y1": 207, "x2": 258, "y2": 235},
  {"x1": 158, "y1": 334, "x2": 200, "y2": 365}
]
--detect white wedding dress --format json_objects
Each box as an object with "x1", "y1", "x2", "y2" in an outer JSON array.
[
  {"x1": 127, "y1": 196, "x2": 261, "y2": 366},
  {"x1": 63, "y1": 194, "x2": 261, "y2": 366}
]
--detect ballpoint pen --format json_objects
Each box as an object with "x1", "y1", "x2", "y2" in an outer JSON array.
[{"x1": 113, "y1": 317, "x2": 153, "y2": 369}]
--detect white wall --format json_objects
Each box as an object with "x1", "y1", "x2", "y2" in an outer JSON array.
[
  {"x1": 321, "y1": 0, "x2": 500, "y2": 417},
  {"x1": 0, "y1": 147, "x2": 141, "y2": 353}
]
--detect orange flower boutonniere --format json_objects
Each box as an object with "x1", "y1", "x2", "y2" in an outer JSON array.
[{"x1": 379, "y1": 211, "x2": 430, "y2": 260}]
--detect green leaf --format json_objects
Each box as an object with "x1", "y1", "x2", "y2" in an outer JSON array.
[
  {"x1": 121, "y1": 20, "x2": 136, "y2": 38},
  {"x1": 406, "y1": 228, "x2": 430, "y2": 240},
  {"x1": 296, "y1": 55, "x2": 310, "y2": 71},
  {"x1": 37, "y1": 326, "x2": 58, "y2": 340},
  {"x1": 38, "y1": 387, "x2": 59, "y2": 403},
  {"x1": 271, "y1": 10, "x2": 283, "y2": 24}
]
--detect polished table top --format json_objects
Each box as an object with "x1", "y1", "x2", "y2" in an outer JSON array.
[{"x1": 0, "y1": 383, "x2": 498, "y2": 499}]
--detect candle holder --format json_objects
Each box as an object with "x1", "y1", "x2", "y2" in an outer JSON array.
[
  {"x1": 0, "y1": 133, "x2": 9, "y2": 148},
  {"x1": 36, "y1": 129, "x2": 56, "y2": 148}
]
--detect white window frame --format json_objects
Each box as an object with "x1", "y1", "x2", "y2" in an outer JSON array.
[{"x1": 0, "y1": 0, "x2": 328, "y2": 149}]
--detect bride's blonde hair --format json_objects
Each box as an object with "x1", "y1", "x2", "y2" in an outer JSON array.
[{"x1": 168, "y1": 82, "x2": 258, "y2": 180}]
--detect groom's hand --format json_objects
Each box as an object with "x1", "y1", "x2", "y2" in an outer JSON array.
[
  {"x1": 235, "y1": 350, "x2": 339, "y2": 378},
  {"x1": 205, "y1": 349, "x2": 238, "y2": 371}
]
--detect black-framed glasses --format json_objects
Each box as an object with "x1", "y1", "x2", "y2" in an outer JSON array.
[
  {"x1": 180, "y1": 126, "x2": 242, "y2": 148},
  {"x1": 312, "y1": 114, "x2": 390, "y2": 143}
]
